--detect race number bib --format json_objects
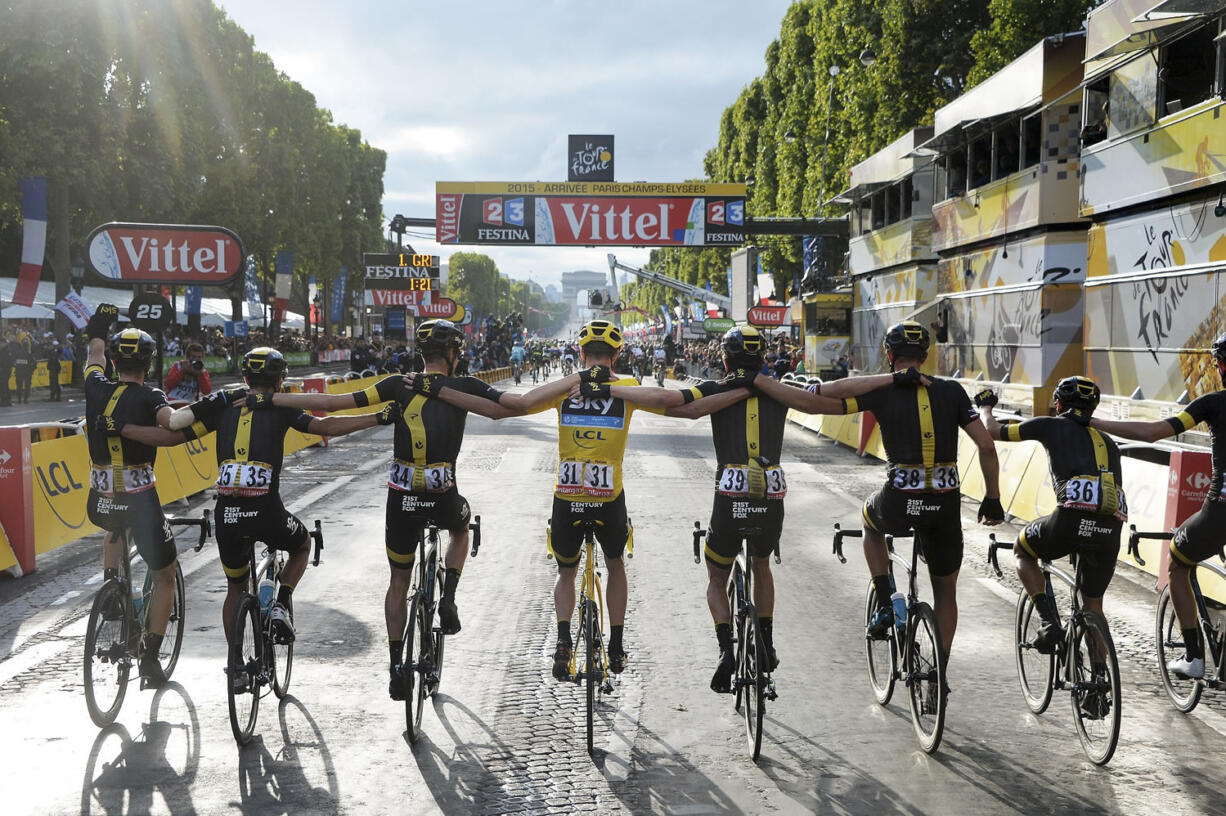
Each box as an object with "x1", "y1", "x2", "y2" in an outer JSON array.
[
  {"x1": 1063, "y1": 476, "x2": 1100, "y2": 511},
  {"x1": 892, "y1": 463, "x2": 960, "y2": 493},
  {"x1": 891, "y1": 466, "x2": 925, "y2": 492},
  {"x1": 217, "y1": 461, "x2": 273, "y2": 496},
  {"x1": 718, "y1": 465, "x2": 750, "y2": 496},
  {"x1": 91, "y1": 464, "x2": 156, "y2": 495},
  {"x1": 556, "y1": 460, "x2": 614, "y2": 498},
  {"x1": 388, "y1": 460, "x2": 454, "y2": 493},
  {"x1": 764, "y1": 466, "x2": 787, "y2": 498},
  {"x1": 931, "y1": 464, "x2": 960, "y2": 492}
]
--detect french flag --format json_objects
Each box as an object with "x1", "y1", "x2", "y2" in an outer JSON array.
[{"x1": 13, "y1": 177, "x2": 47, "y2": 307}]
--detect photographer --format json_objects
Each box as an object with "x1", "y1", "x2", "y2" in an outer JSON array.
[{"x1": 164, "y1": 342, "x2": 213, "y2": 403}]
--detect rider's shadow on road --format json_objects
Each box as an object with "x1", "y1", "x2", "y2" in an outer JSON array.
[
  {"x1": 409, "y1": 693, "x2": 522, "y2": 813},
  {"x1": 231, "y1": 695, "x2": 340, "y2": 815},
  {"x1": 600, "y1": 720, "x2": 744, "y2": 815},
  {"x1": 80, "y1": 682, "x2": 199, "y2": 816}
]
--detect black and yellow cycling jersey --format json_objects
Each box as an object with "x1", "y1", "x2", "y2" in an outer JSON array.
[
  {"x1": 552, "y1": 375, "x2": 662, "y2": 502},
  {"x1": 183, "y1": 394, "x2": 314, "y2": 496},
  {"x1": 83, "y1": 363, "x2": 170, "y2": 494},
  {"x1": 354, "y1": 374, "x2": 503, "y2": 493},
  {"x1": 1168, "y1": 391, "x2": 1226, "y2": 501},
  {"x1": 682, "y1": 380, "x2": 789, "y2": 498},
  {"x1": 842, "y1": 378, "x2": 975, "y2": 493},
  {"x1": 1001, "y1": 415, "x2": 1126, "y2": 518}
]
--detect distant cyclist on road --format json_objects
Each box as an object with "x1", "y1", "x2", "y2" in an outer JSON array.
[
  {"x1": 1085, "y1": 335, "x2": 1226, "y2": 679},
  {"x1": 82, "y1": 305, "x2": 179, "y2": 688},
  {"x1": 977, "y1": 377, "x2": 1126, "y2": 676},
  {"x1": 510, "y1": 340, "x2": 526, "y2": 384},
  {"x1": 754, "y1": 322, "x2": 1002, "y2": 682}
]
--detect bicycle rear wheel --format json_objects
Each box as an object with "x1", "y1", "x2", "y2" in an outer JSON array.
[
  {"x1": 406, "y1": 594, "x2": 432, "y2": 743},
  {"x1": 905, "y1": 602, "x2": 945, "y2": 754},
  {"x1": 584, "y1": 597, "x2": 598, "y2": 755},
  {"x1": 271, "y1": 593, "x2": 294, "y2": 699},
  {"x1": 1069, "y1": 610, "x2": 1121, "y2": 766},
  {"x1": 227, "y1": 594, "x2": 262, "y2": 745},
  {"x1": 728, "y1": 571, "x2": 744, "y2": 710},
  {"x1": 864, "y1": 582, "x2": 897, "y2": 705},
  {"x1": 1015, "y1": 591, "x2": 1055, "y2": 714},
  {"x1": 739, "y1": 605, "x2": 766, "y2": 761},
  {"x1": 84, "y1": 580, "x2": 132, "y2": 727},
  {"x1": 1155, "y1": 585, "x2": 1203, "y2": 713}
]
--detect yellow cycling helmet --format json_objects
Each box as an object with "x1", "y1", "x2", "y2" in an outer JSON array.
[{"x1": 578, "y1": 319, "x2": 623, "y2": 351}]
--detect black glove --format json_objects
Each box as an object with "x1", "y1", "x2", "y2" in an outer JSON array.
[
  {"x1": 721, "y1": 367, "x2": 758, "y2": 390},
  {"x1": 244, "y1": 392, "x2": 275, "y2": 410},
  {"x1": 93, "y1": 414, "x2": 124, "y2": 436},
  {"x1": 978, "y1": 496, "x2": 1005, "y2": 524},
  {"x1": 223, "y1": 388, "x2": 249, "y2": 407},
  {"x1": 411, "y1": 373, "x2": 447, "y2": 396},
  {"x1": 579, "y1": 379, "x2": 611, "y2": 399},
  {"x1": 376, "y1": 401, "x2": 402, "y2": 425},
  {"x1": 581, "y1": 365, "x2": 612, "y2": 384},
  {"x1": 974, "y1": 388, "x2": 998, "y2": 408},
  {"x1": 86, "y1": 304, "x2": 119, "y2": 341},
  {"x1": 893, "y1": 367, "x2": 923, "y2": 387}
]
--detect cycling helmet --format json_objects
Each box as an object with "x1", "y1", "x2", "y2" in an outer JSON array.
[
  {"x1": 882, "y1": 321, "x2": 930, "y2": 359},
  {"x1": 415, "y1": 319, "x2": 464, "y2": 354},
  {"x1": 1053, "y1": 375, "x2": 1101, "y2": 414},
  {"x1": 578, "y1": 319, "x2": 623, "y2": 351},
  {"x1": 721, "y1": 324, "x2": 764, "y2": 367},
  {"x1": 1211, "y1": 332, "x2": 1226, "y2": 364},
  {"x1": 241, "y1": 346, "x2": 287, "y2": 385},
  {"x1": 109, "y1": 328, "x2": 155, "y2": 366}
]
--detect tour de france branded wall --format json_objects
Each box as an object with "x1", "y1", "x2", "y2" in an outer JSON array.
[
  {"x1": 851, "y1": 265, "x2": 938, "y2": 373},
  {"x1": 847, "y1": 218, "x2": 934, "y2": 273},
  {"x1": 932, "y1": 232, "x2": 1087, "y2": 388},
  {"x1": 1084, "y1": 196, "x2": 1226, "y2": 402},
  {"x1": 435, "y1": 182, "x2": 746, "y2": 247}
]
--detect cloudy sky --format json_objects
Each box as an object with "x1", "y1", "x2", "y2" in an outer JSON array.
[{"x1": 214, "y1": 0, "x2": 793, "y2": 290}]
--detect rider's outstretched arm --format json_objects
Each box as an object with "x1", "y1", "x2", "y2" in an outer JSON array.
[
  {"x1": 307, "y1": 408, "x2": 389, "y2": 437},
  {"x1": 665, "y1": 387, "x2": 751, "y2": 419},
  {"x1": 750, "y1": 373, "x2": 883, "y2": 414},
  {"x1": 1090, "y1": 416, "x2": 1179, "y2": 443},
  {"x1": 119, "y1": 425, "x2": 187, "y2": 447}
]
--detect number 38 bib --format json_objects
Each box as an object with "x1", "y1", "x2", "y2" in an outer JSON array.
[{"x1": 556, "y1": 459, "x2": 615, "y2": 498}]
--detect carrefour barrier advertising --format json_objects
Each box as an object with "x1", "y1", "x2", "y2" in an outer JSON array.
[{"x1": 436, "y1": 182, "x2": 746, "y2": 247}]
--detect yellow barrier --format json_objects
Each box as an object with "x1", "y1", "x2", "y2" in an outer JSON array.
[
  {"x1": 7, "y1": 361, "x2": 72, "y2": 391},
  {"x1": 26, "y1": 374, "x2": 385, "y2": 560}
]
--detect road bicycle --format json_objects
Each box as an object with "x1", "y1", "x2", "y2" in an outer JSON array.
[
  {"x1": 1128, "y1": 526, "x2": 1226, "y2": 713},
  {"x1": 833, "y1": 524, "x2": 945, "y2": 753},
  {"x1": 226, "y1": 520, "x2": 325, "y2": 745},
  {"x1": 84, "y1": 512, "x2": 211, "y2": 727},
  {"x1": 694, "y1": 521, "x2": 778, "y2": 761},
  {"x1": 987, "y1": 533, "x2": 1123, "y2": 765},
  {"x1": 547, "y1": 517, "x2": 632, "y2": 755},
  {"x1": 512, "y1": 361, "x2": 523, "y2": 385},
  {"x1": 561, "y1": 358, "x2": 574, "y2": 377},
  {"x1": 654, "y1": 363, "x2": 665, "y2": 387},
  {"x1": 402, "y1": 515, "x2": 482, "y2": 744}
]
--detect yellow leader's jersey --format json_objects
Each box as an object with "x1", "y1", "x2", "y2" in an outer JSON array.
[{"x1": 551, "y1": 375, "x2": 663, "y2": 502}]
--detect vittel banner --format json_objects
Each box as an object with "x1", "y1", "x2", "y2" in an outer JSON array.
[
  {"x1": 435, "y1": 182, "x2": 746, "y2": 248},
  {"x1": 86, "y1": 222, "x2": 244, "y2": 285}
]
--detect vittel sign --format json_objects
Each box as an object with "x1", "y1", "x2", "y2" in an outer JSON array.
[{"x1": 87, "y1": 222, "x2": 245, "y2": 285}]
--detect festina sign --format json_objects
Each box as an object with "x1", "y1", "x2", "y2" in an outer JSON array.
[
  {"x1": 86, "y1": 223, "x2": 244, "y2": 285},
  {"x1": 747, "y1": 305, "x2": 788, "y2": 326},
  {"x1": 363, "y1": 252, "x2": 440, "y2": 291},
  {"x1": 436, "y1": 182, "x2": 746, "y2": 248}
]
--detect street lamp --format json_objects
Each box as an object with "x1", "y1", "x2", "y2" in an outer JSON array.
[{"x1": 817, "y1": 49, "x2": 878, "y2": 215}]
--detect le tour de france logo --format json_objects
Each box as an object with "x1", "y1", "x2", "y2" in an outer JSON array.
[{"x1": 568, "y1": 134, "x2": 614, "y2": 182}]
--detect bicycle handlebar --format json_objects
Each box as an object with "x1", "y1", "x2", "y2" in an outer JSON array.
[
  {"x1": 168, "y1": 509, "x2": 211, "y2": 552},
  {"x1": 469, "y1": 515, "x2": 482, "y2": 557},
  {"x1": 692, "y1": 521, "x2": 704, "y2": 564},
  {"x1": 832, "y1": 523, "x2": 859, "y2": 564},
  {"x1": 1126, "y1": 524, "x2": 1169, "y2": 568},
  {"x1": 986, "y1": 532, "x2": 1013, "y2": 578},
  {"x1": 310, "y1": 520, "x2": 324, "y2": 566}
]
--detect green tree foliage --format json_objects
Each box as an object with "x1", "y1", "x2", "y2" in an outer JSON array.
[
  {"x1": 0, "y1": 0, "x2": 385, "y2": 312},
  {"x1": 447, "y1": 252, "x2": 500, "y2": 320},
  {"x1": 968, "y1": 0, "x2": 1095, "y2": 85},
  {"x1": 630, "y1": 0, "x2": 997, "y2": 309}
]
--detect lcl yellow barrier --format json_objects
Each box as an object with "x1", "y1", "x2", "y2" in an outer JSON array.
[
  {"x1": 7, "y1": 361, "x2": 72, "y2": 391},
  {"x1": 9, "y1": 374, "x2": 388, "y2": 572}
]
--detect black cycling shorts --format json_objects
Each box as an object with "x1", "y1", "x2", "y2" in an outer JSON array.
[
  {"x1": 550, "y1": 493, "x2": 629, "y2": 569},
  {"x1": 385, "y1": 488, "x2": 471, "y2": 569},
  {"x1": 1171, "y1": 499, "x2": 1226, "y2": 568},
  {"x1": 862, "y1": 485, "x2": 963, "y2": 577},
  {"x1": 215, "y1": 495, "x2": 308, "y2": 581},
  {"x1": 704, "y1": 493, "x2": 784, "y2": 568},
  {"x1": 87, "y1": 487, "x2": 176, "y2": 571},
  {"x1": 1017, "y1": 508, "x2": 1122, "y2": 598}
]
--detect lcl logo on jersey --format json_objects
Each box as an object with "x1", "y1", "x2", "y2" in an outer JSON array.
[{"x1": 483, "y1": 198, "x2": 525, "y2": 227}]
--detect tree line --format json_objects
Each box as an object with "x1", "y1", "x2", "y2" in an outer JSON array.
[
  {"x1": 0, "y1": 0, "x2": 386, "y2": 331},
  {"x1": 624, "y1": 0, "x2": 1094, "y2": 314}
]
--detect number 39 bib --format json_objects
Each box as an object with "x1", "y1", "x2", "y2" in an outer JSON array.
[
  {"x1": 717, "y1": 464, "x2": 787, "y2": 499},
  {"x1": 556, "y1": 459, "x2": 614, "y2": 498}
]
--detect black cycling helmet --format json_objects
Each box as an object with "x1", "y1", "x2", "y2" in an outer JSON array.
[
  {"x1": 1211, "y1": 333, "x2": 1226, "y2": 364},
  {"x1": 242, "y1": 346, "x2": 287, "y2": 385},
  {"x1": 578, "y1": 319, "x2": 623, "y2": 351},
  {"x1": 722, "y1": 324, "x2": 764, "y2": 367},
  {"x1": 882, "y1": 321, "x2": 930, "y2": 359},
  {"x1": 109, "y1": 328, "x2": 155, "y2": 367},
  {"x1": 1053, "y1": 375, "x2": 1101, "y2": 414},
  {"x1": 415, "y1": 319, "x2": 464, "y2": 354}
]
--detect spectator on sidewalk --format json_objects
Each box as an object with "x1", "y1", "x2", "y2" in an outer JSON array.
[
  {"x1": 0, "y1": 331, "x2": 13, "y2": 407},
  {"x1": 13, "y1": 336, "x2": 34, "y2": 404},
  {"x1": 45, "y1": 340, "x2": 62, "y2": 401},
  {"x1": 165, "y1": 342, "x2": 213, "y2": 403}
]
